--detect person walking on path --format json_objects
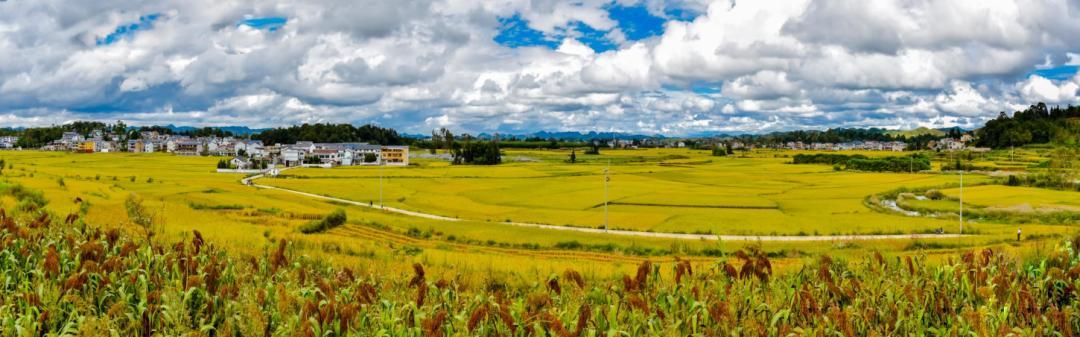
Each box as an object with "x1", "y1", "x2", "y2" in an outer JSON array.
[{"x1": 1017, "y1": 228, "x2": 1022, "y2": 241}]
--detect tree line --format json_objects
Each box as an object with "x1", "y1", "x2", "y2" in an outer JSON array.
[
  {"x1": 792, "y1": 153, "x2": 930, "y2": 172},
  {"x1": 976, "y1": 103, "x2": 1080, "y2": 148},
  {"x1": 254, "y1": 123, "x2": 405, "y2": 145},
  {"x1": 427, "y1": 128, "x2": 502, "y2": 165}
]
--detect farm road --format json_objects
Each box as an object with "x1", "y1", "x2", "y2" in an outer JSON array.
[{"x1": 240, "y1": 170, "x2": 964, "y2": 242}]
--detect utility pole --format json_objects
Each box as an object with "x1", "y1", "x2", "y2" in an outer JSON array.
[
  {"x1": 959, "y1": 166, "x2": 964, "y2": 235},
  {"x1": 603, "y1": 161, "x2": 610, "y2": 231},
  {"x1": 379, "y1": 161, "x2": 384, "y2": 209}
]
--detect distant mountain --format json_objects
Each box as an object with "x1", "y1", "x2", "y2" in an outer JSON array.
[
  {"x1": 403, "y1": 130, "x2": 669, "y2": 141},
  {"x1": 530, "y1": 131, "x2": 666, "y2": 141},
  {"x1": 156, "y1": 125, "x2": 271, "y2": 135}
]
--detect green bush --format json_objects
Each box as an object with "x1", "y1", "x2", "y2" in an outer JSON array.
[{"x1": 299, "y1": 208, "x2": 347, "y2": 234}]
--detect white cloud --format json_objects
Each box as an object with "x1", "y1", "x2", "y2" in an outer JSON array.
[
  {"x1": 1017, "y1": 75, "x2": 1080, "y2": 104},
  {"x1": 0, "y1": 0, "x2": 1077, "y2": 135}
]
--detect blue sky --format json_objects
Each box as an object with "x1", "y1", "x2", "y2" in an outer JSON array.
[
  {"x1": 495, "y1": 3, "x2": 675, "y2": 53},
  {"x1": 238, "y1": 17, "x2": 287, "y2": 32},
  {"x1": 1032, "y1": 66, "x2": 1080, "y2": 81},
  {"x1": 96, "y1": 14, "x2": 161, "y2": 46},
  {"x1": 0, "y1": 1, "x2": 1078, "y2": 134}
]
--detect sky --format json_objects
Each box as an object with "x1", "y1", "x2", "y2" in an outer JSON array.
[{"x1": 0, "y1": 0, "x2": 1079, "y2": 135}]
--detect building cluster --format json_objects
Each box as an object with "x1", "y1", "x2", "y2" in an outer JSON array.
[
  {"x1": 927, "y1": 135, "x2": 973, "y2": 151},
  {"x1": 0, "y1": 136, "x2": 17, "y2": 149},
  {"x1": 277, "y1": 142, "x2": 409, "y2": 167},
  {"x1": 34, "y1": 130, "x2": 409, "y2": 169},
  {"x1": 782, "y1": 140, "x2": 908, "y2": 152}
]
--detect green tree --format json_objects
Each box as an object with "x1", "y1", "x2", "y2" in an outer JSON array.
[{"x1": 124, "y1": 193, "x2": 154, "y2": 236}]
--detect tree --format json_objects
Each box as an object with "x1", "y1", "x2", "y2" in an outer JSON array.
[
  {"x1": 584, "y1": 141, "x2": 600, "y2": 155},
  {"x1": 1049, "y1": 146, "x2": 1077, "y2": 190},
  {"x1": 364, "y1": 153, "x2": 378, "y2": 163},
  {"x1": 569, "y1": 149, "x2": 576, "y2": 163},
  {"x1": 1001, "y1": 128, "x2": 1032, "y2": 148},
  {"x1": 726, "y1": 142, "x2": 734, "y2": 155},
  {"x1": 113, "y1": 120, "x2": 127, "y2": 151},
  {"x1": 430, "y1": 129, "x2": 441, "y2": 154},
  {"x1": 977, "y1": 103, "x2": 1080, "y2": 148},
  {"x1": 124, "y1": 193, "x2": 154, "y2": 236},
  {"x1": 441, "y1": 128, "x2": 455, "y2": 154},
  {"x1": 254, "y1": 123, "x2": 404, "y2": 145},
  {"x1": 451, "y1": 140, "x2": 501, "y2": 165}
]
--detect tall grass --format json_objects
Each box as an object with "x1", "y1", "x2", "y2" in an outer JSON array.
[{"x1": 3, "y1": 185, "x2": 1080, "y2": 335}]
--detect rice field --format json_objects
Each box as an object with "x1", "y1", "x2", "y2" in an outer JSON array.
[
  {"x1": 0, "y1": 149, "x2": 1074, "y2": 279},
  {"x1": 939, "y1": 185, "x2": 1080, "y2": 210},
  {"x1": 264, "y1": 148, "x2": 990, "y2": 236}
]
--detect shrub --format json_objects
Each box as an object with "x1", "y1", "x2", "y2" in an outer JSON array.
[{"x1": 299, "y1": 208, "x2": 347, "y2": 234}]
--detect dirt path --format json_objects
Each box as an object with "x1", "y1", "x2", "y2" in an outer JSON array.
[{"x1": 241, "y1": 171, "x2": 965, "y2": 242}]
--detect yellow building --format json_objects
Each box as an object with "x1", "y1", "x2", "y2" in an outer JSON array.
[
  {"x1": 76, "y1": 141, "x2": 95, "y2": 153},
  {"x1": 381, "y1": 146, "x2": 409, "y2": 166}
]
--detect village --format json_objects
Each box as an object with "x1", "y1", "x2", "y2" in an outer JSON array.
[
  {"x1": 0, "y1": 127, "x2": 985, "y2": 170},
  {"x1": 4, "y1": 130, "x2": 410, "y2": 170}
]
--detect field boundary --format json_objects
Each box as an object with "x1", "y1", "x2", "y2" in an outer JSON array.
[
  {"x1": 241, "y1": 171, "x2": 967, "y2": 242},
  {"x1": 589, "y1": 202, "x2": 779, "y2": 210}
]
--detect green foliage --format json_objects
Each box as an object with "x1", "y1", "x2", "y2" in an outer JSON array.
[
  {"x1": 124, "y1": 193, "x2": 153, "y2": 230},
  {"x1": 188, "y1": 202, "x2": 247, "y2": 210},
  {"x1": 1000, "y1": 172, "x2": 1078, "y2": 191},
  {"x1": 847, "y1": 155, "x2": 930, "y2": 172},
  {"x1": 584, "y1": 141, "x2": 601, "y2": 155},
  {"x1": 794, "y1": 153, "x2": 930, "y2": 172},
  {"x1": 363, "y1": 153, "x2": 377, "y2": 163},
  {"x1": 451, "y1": 140, "x2": 501, "y2": 165},
  {"x1": 0, "y1": 182, "x2": 47, "y2": 211},
  {"x1": 15, "y1": 126, "x2": 64, "y2": 148},
  {"x1": 256, "y1": 123, "x2": 405, "y2": 145},
  {"x1": 299, "y1": 208, "x2": 348, "y2": 234},
  {"x1": 976, "y1": 103, "x2": 1080, "y2": 148},
  {"x1": 792, "y1": 153, "x2": 864, "y2": 165}
]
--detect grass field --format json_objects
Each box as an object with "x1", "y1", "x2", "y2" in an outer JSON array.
[{"x1": 0, "y1": 149, "x2": 1075, "y2": 279}]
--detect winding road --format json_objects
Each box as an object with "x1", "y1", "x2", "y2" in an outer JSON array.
[{"x1": 240, "y1": 169, "x2": 965, "y2": 242}]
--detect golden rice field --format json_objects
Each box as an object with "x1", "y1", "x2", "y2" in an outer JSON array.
[
  {"x1": 0, "y1": 149, "x2": 1074, "y2": 278},
  {"x1": 940, "y1": 185, "x2": 1080, "y2": 210},
  {"x1": 265, "y1": 148, "x2": 996, "y2": 236}
]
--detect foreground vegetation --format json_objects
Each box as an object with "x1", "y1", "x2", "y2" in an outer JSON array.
[{"x1": 3, "y1": 185, "x2": 1080, "y2": 336}]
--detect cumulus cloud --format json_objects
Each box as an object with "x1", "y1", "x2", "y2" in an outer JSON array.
[
  {"x1": 0, "y1": 0, "x2": 1078, "y2": 135},
  {"x1": 1018, "y1": 75, "x2": 1080, "y2": 104}
]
